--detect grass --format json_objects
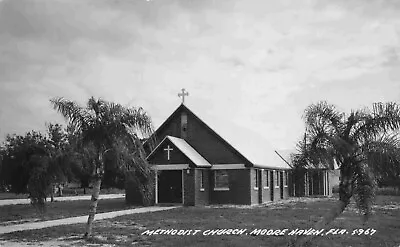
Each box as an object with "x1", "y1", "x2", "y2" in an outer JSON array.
[
  {"x1": 0, "y1": 198, "x2": 138, "y2": 224},
  {"x1": 0, "y1": 188, "x2": 124, "y2": 200},
  {"x1": 0, "y1": 195, "x2": 399, "y2": 247},
  {"x1": 0, "y1": 193, "x2": 29, "y2": 200}
]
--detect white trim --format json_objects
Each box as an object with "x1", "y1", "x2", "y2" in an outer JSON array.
[
  {"x1": 152, "y1": 164, "x2": 189, "y2": 170},
  {"x1": 200, "y1": 170, "x2": 205, "y2": 191},
  {"x1": 146, "y1": 136, "x2": 169, "y2": 159},
  {"x1": 284, "y1": 171, "x2": 288, "y2": 187},
  {"x1": 214, "y1": 187, "x2": 229, "y2": 191},
  {"x1": 275, "y1": 170, "x2": 280, "y2": 188},
  {"x1": 264, "y1": 170, "x2": 270, "y2": 189},
  {"x1": 182, "y1": 170, "x2": 185, "y2": 205},
  {"x1": 211, "y1": 164, "x2": 246, "y2": 170},
  {"x1": 155, "y1": 172, "x2": 158, "y2": 204},
  {"x1": 254, "y1": 169, "x2": 259, "y2": 190}
]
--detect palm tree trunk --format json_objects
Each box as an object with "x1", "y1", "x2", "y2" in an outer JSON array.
[
  {"x1": 292, "y1": 175, "x2": 353, "y2": 247},
  {"x1": 84, "y1": 177, "x2": 102, "y2": 238}
]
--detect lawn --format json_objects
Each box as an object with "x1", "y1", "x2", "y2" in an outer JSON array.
[
  {"x1": 0, "y1": 196, "x2": 399, "y2": 247},
  {"x1": 0, "y1": 198, "x2": 138, "y2": 225},
  {"x1": 0, "y1": 188, "x2": 125, "y2": 200}
]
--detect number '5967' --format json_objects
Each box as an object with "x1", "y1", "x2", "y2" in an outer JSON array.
[{"x1": 351, "y1": 228, "x2": 376, "y2": 235}]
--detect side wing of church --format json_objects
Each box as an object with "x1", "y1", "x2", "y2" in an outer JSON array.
[{"x1": 137, "y1": 103, "x2": 334, "y2": 206}]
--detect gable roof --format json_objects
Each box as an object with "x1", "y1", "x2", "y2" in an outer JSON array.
[
  {"x1": 147, "y1": 135, "x2": 211, "y2": 167},
  {"x1": 149, "y1": 103, "x2": 254, "y2": 167},
  {"x1": 148, "y1": 103, "x2": 291, "y2": 170}
]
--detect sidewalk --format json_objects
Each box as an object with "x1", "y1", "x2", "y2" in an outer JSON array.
[
  {"x1": 0, "y1": 206, "x2": 179, "y2": 235},
  {"x1": 0, "y1": 194, "x2": 125, "y2": 206}
]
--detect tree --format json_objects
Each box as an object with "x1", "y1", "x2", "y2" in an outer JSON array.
[
  {"x1": 0, "y1": 125, "x2": 75, "y2": 208},
  {"x1": 0, "y1": 131, "x2": 51, "y2": 208},
  {"x1": 45, "y1": 123, "x2": 71, "y2": 201},
  {"x1": 65, "y1": 125, "x2": 96, "y2": 194},
  {"x1": 50, "y1": 96, "x2": 155, "y2": 238},
  {"x1": 291, "y1": 101, "x2": 400, "y2": 247}
]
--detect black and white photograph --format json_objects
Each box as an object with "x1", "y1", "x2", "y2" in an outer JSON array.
[{"x1": 0, "y1": 0, "x2": 399, "y2": 246}]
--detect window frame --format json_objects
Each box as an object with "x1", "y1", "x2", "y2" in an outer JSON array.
[
  {"x1": 254, "y1": 169, "x2": 259, "y2": 190},
  {"x1": 284, "y1": 171, "x2": 288, "y2": 187},
  {"x1": 200, "y1": 170, "x2": 205, "y2": 191},
  {"x1": 263, "y1": 170, "x2": 270, "y2": 189},
  {"x1": 275, "y1": 170, "x2": 280, "y2": 188},
  {"x1": 214, "y1": 170, "x2": 229, "y2": 191}
]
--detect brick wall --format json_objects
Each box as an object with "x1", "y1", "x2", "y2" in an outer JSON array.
[
  {"x1": 194, "y1": 169, "x2": 210, "y2": 205},
  {"x1": 183, "y1": 169, "x2": 195, "y2": 206},
  {"x1": 210, "y1": 169, "x2": 251, "y2": 204}
]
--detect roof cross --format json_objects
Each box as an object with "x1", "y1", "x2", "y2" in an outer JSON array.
[{"x1": 178, "y1": 88, "x2": 189, "y2": 104}]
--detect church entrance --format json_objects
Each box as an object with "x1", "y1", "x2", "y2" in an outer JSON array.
[{"x1": 157, "y1": 170, "x2": 183, "y2": 204}]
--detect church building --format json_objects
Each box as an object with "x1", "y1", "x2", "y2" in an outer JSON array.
[{"x1": 136, "y1": 89, "x2": 334, "y2": 206}]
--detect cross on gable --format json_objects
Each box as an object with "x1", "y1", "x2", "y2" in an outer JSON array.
[
  {"x1": 178, "y1": 88, "x2": 189, "y2": 104},
  {"x1": 164, "y1": 145, "x2": 173, "y2": 160}
]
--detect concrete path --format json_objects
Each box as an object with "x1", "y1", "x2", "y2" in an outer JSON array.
[
  {"x1": 0, "y1": 194, "x2": 125, "y2": 206},
  {"x1": 0, "y1": 206, "x2": 179, "y2": 234}
]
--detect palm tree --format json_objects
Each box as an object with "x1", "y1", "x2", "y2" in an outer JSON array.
[
  {"x1": 291, "y1": 101, "x2": 400, "y2": 247},
  {"x1": 50, "y1": 96, "x2": 154, "y2": 238}
]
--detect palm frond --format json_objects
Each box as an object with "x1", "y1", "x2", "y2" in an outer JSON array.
[
  {"x1": 303, "y1": 101, "x2": 345, "y2": 136},
  {"x1": 361, "y1": 133, "x2": 400, "y2": 178},
  {"x1": 50, "y1": 97, "x2": 90, "y2": 132},
  {"x1": 353, "y1": 102, "x2": 400, "y2": 142}
]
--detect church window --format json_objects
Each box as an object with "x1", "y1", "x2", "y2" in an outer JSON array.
[
  {"x1": 214, "y1": 170, "x2": 229, "y2": 190},
  {"x1": 275, "y1": 171, "x2": 280, "y2": 188},
  {"x1": 181, "y1": 113, "x2": 188, "y2": 138},
  {"x1": 254, "y1": 169, "x2": 259, "y2": 190},
  {"x1": 284, "y1": 171, "x2": 288, "y2": 187},
  {"x1": 264, "y1": 170, "x2": 270, "y2": 189},
  {"x1": 200, "y1": 170, "x2": 205, "y2": 191}
]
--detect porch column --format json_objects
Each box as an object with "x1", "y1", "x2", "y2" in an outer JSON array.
[{"x1": 155, "y1": 171, "x2": 158, "y2": 204}]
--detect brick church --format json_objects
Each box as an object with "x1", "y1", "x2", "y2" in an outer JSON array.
[{"x1": 131, "y1": 89, "x2": 335, "y2": 206}]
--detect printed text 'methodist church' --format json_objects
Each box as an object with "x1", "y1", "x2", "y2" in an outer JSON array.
[{"x1": 127, "y1": 91, "x2": 337, "y2": 206}]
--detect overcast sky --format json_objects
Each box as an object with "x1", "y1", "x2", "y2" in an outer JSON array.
[{"x1": 0, "y1": 0, "x2": 399, "y2": 152}]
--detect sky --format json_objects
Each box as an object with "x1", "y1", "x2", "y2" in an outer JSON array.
[{"x1": 0, "y1": 0, "x2": 400, "y2": 156}]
